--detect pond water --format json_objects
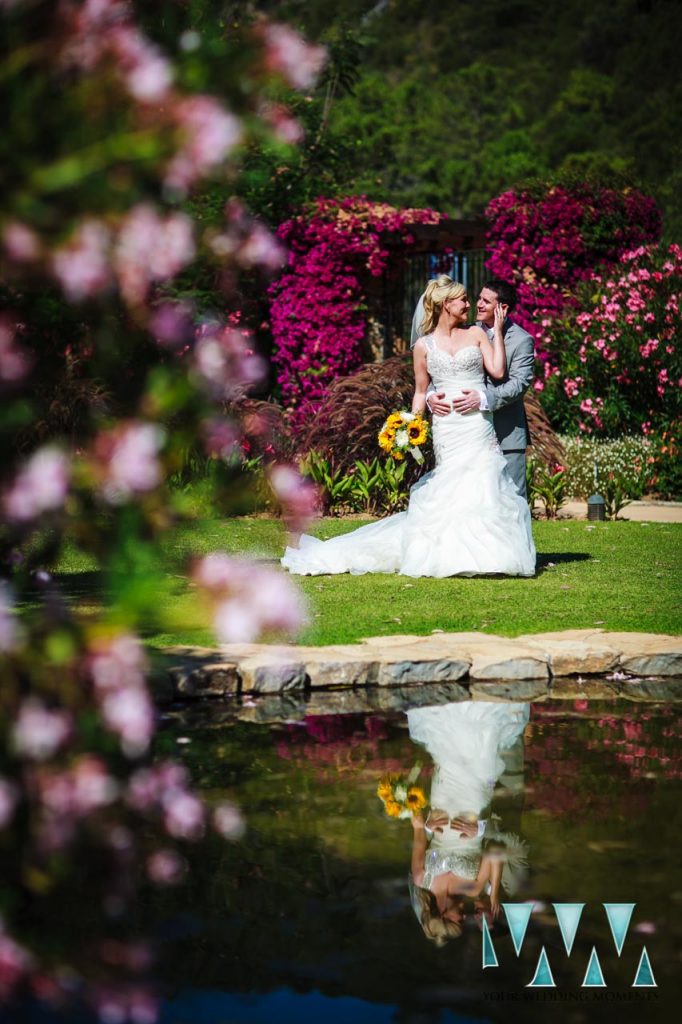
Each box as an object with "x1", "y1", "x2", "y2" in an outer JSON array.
[{"x1": 150, "y1": 696, "x2": 682, "y2": 1024}]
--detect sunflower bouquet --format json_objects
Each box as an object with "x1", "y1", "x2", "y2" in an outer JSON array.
[
  {"x1": 377, "y1": 765, "x2": 427, "y2": 820},
  {"x1": 378, "y1": 410, "x2": 429, "y2": 464}
]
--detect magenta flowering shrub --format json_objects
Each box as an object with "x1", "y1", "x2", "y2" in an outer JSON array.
[
  {"x1": 485, "y1": 180, "x2": 662, "y2": 363},
  {"x1": 537, "y1": 244, "x2": 682, "y2": 438},
  {"x1": 268, "y1": 197, "x2": 443, "y2": 430},
  {"x1": 0, "y1": 0, "x2": 323, "y2": 1016}
]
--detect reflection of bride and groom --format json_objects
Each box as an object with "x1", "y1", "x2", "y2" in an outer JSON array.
[
  {"x1": 407, "y1": 700, "x2": 529, "y2": 946},
  {"x1": 282, "y1": 277, "x2": 536, "y2": 578}
]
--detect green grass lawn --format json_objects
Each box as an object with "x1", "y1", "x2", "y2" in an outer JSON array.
[{"x1": 52, "y1": 516, "x2": 682, "y2": 647}]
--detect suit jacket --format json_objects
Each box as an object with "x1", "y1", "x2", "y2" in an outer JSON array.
[{"x1": 410, "y1": 295, "x2": 534, "y2": 452}]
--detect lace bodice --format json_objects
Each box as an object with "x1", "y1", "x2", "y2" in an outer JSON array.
[
  {"x1": 423, "y1": 847, "x2": 480, "y2": 889},
  {"x1": 422, "y1": 337, "x2": 485, "y2": 387}
]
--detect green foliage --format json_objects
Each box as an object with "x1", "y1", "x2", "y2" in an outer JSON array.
[
  {"x1": 560, "y1": 435, "x2": 653, "y2": 505},
  {"x1": 300, "y1": 451, "x2": 410, "y2": 516},
  {"x1": 528, "y1": 460, "x2": 568, "y2": 519},
  {"x1": 256, "y1": 0, "x2": 682, "y2": 236}
]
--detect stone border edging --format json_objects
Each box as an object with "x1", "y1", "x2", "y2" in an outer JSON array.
[{"x1": 152, "y1": 629, "x2": 682, "y2": 703}]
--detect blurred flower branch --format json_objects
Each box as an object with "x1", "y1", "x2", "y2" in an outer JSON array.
[{"x1": 0, "y1": 0, "x2": 324, "y2": 1016}]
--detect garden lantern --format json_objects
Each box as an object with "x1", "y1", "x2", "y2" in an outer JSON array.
[
  {"x1": 587, "y1": 493, "x2": 606, "y2": 521},
  {"x1": 587, "y1": 460, "x2": 606, "y2": 521}
]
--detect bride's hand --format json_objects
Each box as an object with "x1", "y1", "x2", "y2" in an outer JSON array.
[
  {"x1": 493, "y1": 304, "x2": 505, "y2": 334},
  {"x1": 425, "y1": 810, "x2": 449, "y2": 833}
]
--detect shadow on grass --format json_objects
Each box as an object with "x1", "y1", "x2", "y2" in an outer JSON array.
[{"x1": 536, "y1": 552, "x2": 591, "y2": 572}]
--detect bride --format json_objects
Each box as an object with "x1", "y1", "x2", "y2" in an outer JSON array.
[
  {"x1": 281, "y1": 276, "x2": 536, "y2": 577},
  {"x1": 407, "y1": 700, "x2": 530, "y2": 945}
]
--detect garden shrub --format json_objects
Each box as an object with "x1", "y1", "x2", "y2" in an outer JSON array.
[
  {"x1": 268, "y1": 197, "x2": 443, "y2": 430},
  {"x1": 537, "y1": 244, "x2": 682, "y2": 437},
  {"x1": 485, "y1": 177, "x2": 662, "y2": 366}
]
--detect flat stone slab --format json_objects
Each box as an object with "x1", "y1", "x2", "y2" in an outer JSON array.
[
  {"x1": 157, "y1": 630, "x2": 682, "y2": 700},
  {"x1": 516, "y1": 629, "x2": 620, "y2": 676},
  {"x1": 601, "y1": 631, "x2": 682, "y2": 677}
]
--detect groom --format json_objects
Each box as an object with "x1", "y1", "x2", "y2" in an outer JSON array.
[{"x1": 411, "y1": 279, "x2": 534, "y2": 500}]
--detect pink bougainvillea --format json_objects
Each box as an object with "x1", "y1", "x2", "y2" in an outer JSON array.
[
  {"x1": 485, "y1": 180, "x2": 662, "y2": 363},
  {"x1": 268, "y1": 197, "x2": 443, "y2": 430},
  {"x1": 537, "y1": 243, "x2": 682, "y2": 437}
]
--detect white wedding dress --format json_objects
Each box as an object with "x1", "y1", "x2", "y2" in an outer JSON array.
[
  {"x1": 408, "y1": 701, "x2": 529, "y2": 894},
  {"x1": 281, "y1": 338, "x2": 536, "y2": 577}
]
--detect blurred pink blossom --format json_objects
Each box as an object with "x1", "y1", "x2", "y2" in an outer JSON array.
[
  {"x1": 88, "y1": 633, "x2": 155, "y2": 755},
  {"x1": 261, "y1": 101, "x2": 304, "y2": 144},
  {"x1": 127, "y1": 762, "x2": 189, "y2": 813},
  {"x1": 0, "y1": 779, "x2": 18, "y2": 829},
  {"x1": 0, "y1": 930, "x2": 33, "y2": 1000},
  {"x1": 193, "y1": 324, "x2": 267, "y2": 399},
  {"x1": 114, "y1": 205, "x2": 195, "y2": 306},
  {"x1": 39, "y1": 757, "x2": 118, "y2": 818},
  {"x1": 146, "y1": 848, "x2": 186, "y2": 886},
  {"x1": 164, "y1": 792, "x2": 205, "y2": 840},
  {"x1": 98, "y1": 421, "x2": 165, "y2": 503},
  {"x1": 149, "y1": 301, "x2": 193, "y2": 348},
  {"x1": 2, "y1": 222, "x2": 41, "y2": 262},
  {"x1": 261, "y1": 23, "x2": 326, "y2": 90},
  {"x1": 0, "y1": 318, "x2": 32, "y2": 383},
  {"x1": 90, "y1": 632, "x2": 147, "y2": 692},
  {"x1": 109, "y1": 24, "x2": 173, "y2": 101},
  {"x1": 100, "y1": 687, "x2": 155, "y2": 758},
  {"x1": 268, "y1": 463, "x2": 318, "y2": 531},
  {"x1": 201, "y1": 417, "x2": 241, "y2": 460},
  {"x1": 213, "y1": 801, "x2": 246, "y2": 840},
  {"x1": 52, "y1": 220, "x2": 112, "y2": 301},
  {"x1": 238, "y1": 224, "x2": 287, "y2": 272},
  {"x1": 194, "y1": 553, "x2": 307, "y2": 643},
  {"x1": 12, "y1": 700, "x2": 72, "y2": 761},
  {"x1": 166, "y1": 96, "x2": 242, "y2": 192},
  {"x1": 4, "y1": 447, "x2": 70, "y2": 522}
]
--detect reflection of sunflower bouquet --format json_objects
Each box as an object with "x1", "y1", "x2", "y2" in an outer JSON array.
[
  {"x1": 378, "y1": 411, "x2": 429, "y2": 464},
  {"x1": 377, "y1": 765, "x2": 427, "y2": 820}
]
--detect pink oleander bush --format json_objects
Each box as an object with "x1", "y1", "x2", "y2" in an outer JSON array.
[
  {"x1": 535, "y1": 244, "x2": 682, "y2": 443},
  {"x1": 485, "y1": 179, "x2": 662, "y2": 365},
  {"x1": 268, "y1": 196, "x2": 443, "y2": 431},
  {"x1": 0, "y1": 1, "x2": 322, "y2": 1017}
]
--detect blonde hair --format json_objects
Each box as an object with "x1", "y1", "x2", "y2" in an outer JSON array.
[
  {"x1": 419, "y1": 275, "x2": 467, "y2": 336},
  {"x1": 414, "y1": 887, "x2": 463, "y2": 947}
]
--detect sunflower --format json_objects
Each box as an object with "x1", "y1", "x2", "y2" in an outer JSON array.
[
  {"x1": 407, "y1": 422, "x2": 428, "y2": 445},
  {"x1": 406, "y1": 786, "x2": 427, "y2": 811},
  {"x1": 378, "y1": 428, "x2": 395, "y2": 452},
  {"x1": 386, "y1": 412, "x2": 404, "y2": 429},
  {"x1": 384, "y1": 798, "x2": 402, "y2": 818},
  {"x1": 377, "y1": 779, "x2": 393, "y2": 800}
]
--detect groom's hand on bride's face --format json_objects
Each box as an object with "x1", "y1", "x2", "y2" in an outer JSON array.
[
  {"x1": 426, "y1": 392, "x2": 451, "y2": 417},
  {"x1": 452, "y1": 389, "x2": 481, "y2": 414}
]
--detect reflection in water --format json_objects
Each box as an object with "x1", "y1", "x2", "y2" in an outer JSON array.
[
  {"x1": 406, "y1": 702, "x2": 529, "y2": 945},
  {"x1": 8, "y1": 699, "x2": 680, "y2": 1022}
]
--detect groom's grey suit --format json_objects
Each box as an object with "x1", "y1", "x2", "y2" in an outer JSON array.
[{"x1": 410, "y1": 297, "x2": 534, "y2": 499}]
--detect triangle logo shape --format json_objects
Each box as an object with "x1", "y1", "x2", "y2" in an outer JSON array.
[
  {"x1": 527, "y1": 947, "x2": 556, "y2": 988},
  {"x1": 582, "y1": 947, "x2": 607, "y2": 987},
  {"x1": 482, "y1": 915, "x2": 498, "y2": 969},
  {"x1": 553, "y1": 903, "x2": 585, "y2": 956},
  {"x1": 603, "y1": 903, "x2": 635, "y2": 956},
  {"x1": 503, "y1": 902, "x2": 534, "y2": 957},
  {"x1": 632, "y1": 947, "x2": 657, "y2": 988}
]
